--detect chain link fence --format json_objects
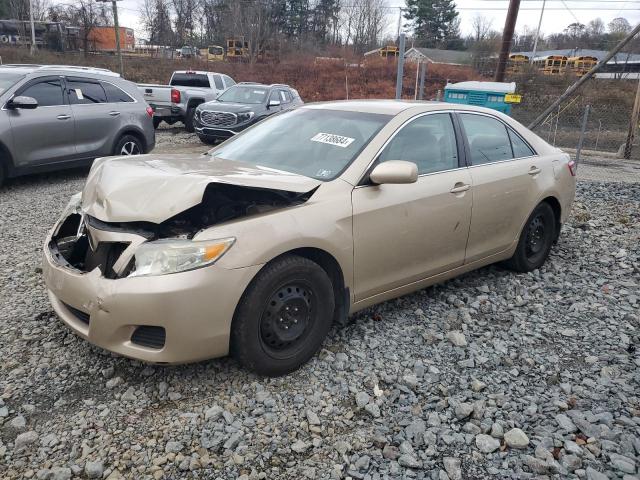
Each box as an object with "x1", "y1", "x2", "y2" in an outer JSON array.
[{"x1": 510, "y1": 77, "x2": 638, "y2": 158}]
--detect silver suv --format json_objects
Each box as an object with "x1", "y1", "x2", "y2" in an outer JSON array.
[{"x1": 0, "y1": 65, "x2": 155, "y2": 186}]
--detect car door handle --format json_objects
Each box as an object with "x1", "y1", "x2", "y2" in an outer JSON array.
[
  {"x1": 108, "y1": 111, "x2": 121, "y2": 116},
  {"x1": 450, "y1": 183, "x2": 471, "y2": 194},
  {"x1": 528, "y1": 166, "x2": 542, "y2": 175},
  {"x1": 56, "y1": 114, "x2": 70, "y2": 120}
]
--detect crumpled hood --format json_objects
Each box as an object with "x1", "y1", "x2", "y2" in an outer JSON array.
[{"x1": 82, "y1": 154, "x2": 321, "y2": 223}]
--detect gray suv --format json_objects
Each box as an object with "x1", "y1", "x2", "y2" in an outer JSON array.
[{"x1": 0, "y1": 65, "x2": 155, "y2": 186}]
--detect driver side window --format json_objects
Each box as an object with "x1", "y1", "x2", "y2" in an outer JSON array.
[{"x1": 378, "y1": 113, "x2": 459, "y2": 175}]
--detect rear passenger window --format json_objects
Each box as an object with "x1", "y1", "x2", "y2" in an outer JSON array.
[
  {"x1": 378, "y1": 113, "x2": 459, "y2": 174},
  {"x1": 279, "y1": 90, "x2": 292, "y2": 103},
  {"x1": 212, "y1": 75, "x2": 224, "y2": 90},
  {"x1": 508, "y1": 128, "x2": 535, "y2": 158},
  {"x1": 67, "y1": 79, "x2": 107, "y2": 104},
  {"x1": 102, "y1": 82, "x2": 133, "y2": 103},
  {"x1": 460, "y1": 114, "x2": 512, "y2": 164}
]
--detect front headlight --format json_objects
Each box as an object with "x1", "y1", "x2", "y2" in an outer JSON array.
[
  {"x1": 237, "y1": 111, "x2": 254, "y2": 123},
  {"x1": 128, "y1": 237, "x2": 235, "y2": 277}
]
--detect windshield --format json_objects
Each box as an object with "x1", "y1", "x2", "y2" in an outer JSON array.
[
  {"x1": 212, "y1": 108, "x2": 392, "y2": 180},
  {"x1": 217, "y1": 85, "x2": 269, "y2": 104},
  {"x1": 0, "y1": 73, "x2": 25, "y2": 95}
]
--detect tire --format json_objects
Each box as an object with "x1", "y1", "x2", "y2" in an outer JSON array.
[
  {"x1": 197, "y1": 134, "x2": 217, "y2": 145},
  {"x1": 0, "y1": 161, "x2": 6, "y2": 188},
  {"x1": 114, "y1": 134, "x2": 144, "y2": 156},
  {"x1": 231, "y1": 255, "x2": 335, "y2": 376},
  {"x1": 503, "y1": 202, "x2": 556, "y2": 273},
  {"x1": 152, "y1": 117, "x2": 162, "y2": 129},
  {"x1": 184, "y1": 107, "x2": 196, "y2": 133}
]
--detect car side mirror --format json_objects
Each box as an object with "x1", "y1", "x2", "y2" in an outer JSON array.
[
  {"x1": 268, "y1": 99, "x2": 281, "y2": 108},
  {"x1": 369, "y1": 160, "x2": 418, "y2": 185},
  {"x1": 8, "y1": 95, "x2": 38, "y2": 110}
]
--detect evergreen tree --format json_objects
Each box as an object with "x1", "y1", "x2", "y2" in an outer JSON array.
[{"x1": 404, "y1": 0, "x2": 459, "y2": 48}]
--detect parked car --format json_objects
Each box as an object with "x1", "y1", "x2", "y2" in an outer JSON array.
[
  {"x1": 138, "y1": 70, "x2": 236, "y2": 132},
  {"x1": 0, "y1": 64, "x2": 155, "y2": 187},
  {"x1": 193, "y1": 82, "x2": 303, "y2": 144},
  {"x1": 43, "y1": 101, "x2": 576, "y2": 376}
]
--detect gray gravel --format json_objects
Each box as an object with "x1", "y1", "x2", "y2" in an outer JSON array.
[{"x1": 1, "y1": 137, "x2": 639, "y2": 479}]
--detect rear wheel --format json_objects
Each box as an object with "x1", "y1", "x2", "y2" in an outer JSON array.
[
  {"x1": 114, "y1": 134, "x2": 144, "y2": 156},
  {"x1": 504, "y1": 202, "x2": 556, "y2": 272},
  {"x1": 231, "y1": 255, "x2": 335, "y2": 376},
  {"x1": 152, "y1": 117, "x2": 162, "y2": 129},
  {"x1": 0, "y1": 161, "x2": 6, "y2": 188},
  {"x1": 184, "y1": 107, "x2": 196, "y2": 133}
]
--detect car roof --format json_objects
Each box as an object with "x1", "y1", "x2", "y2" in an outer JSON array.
[
  {"x1": 0, "y1": 64, "x2": 120, "y2": 77},
  {"x1": 235, "y1": 82, "x2": 291, "y2": 89},
  {"x1": 301, "y1": 100, "x2": 507, "y2": 116}
]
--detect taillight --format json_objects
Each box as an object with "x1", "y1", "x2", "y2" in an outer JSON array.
[
  {"x1": 171, "y1": 88, "x2": 181, "y2": 104},
  {"x1": 567, "y1": 159, "x2": 577, "y2": 177},
  {"x1": 145, "y1": 106, "x2": 153, "y2": 117}
]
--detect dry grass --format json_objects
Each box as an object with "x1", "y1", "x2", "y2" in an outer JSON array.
[{"x1": 0, "y1": 47, "x2": 480, "y2": 101}]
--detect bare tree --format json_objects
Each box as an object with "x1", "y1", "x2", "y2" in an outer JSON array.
[
  {"x1": 229, "y1": 0, "x2": 274, "y2": 63},
  {"x1": 471, "y1": 14, "x2": 493, "y2": 42},
  {"x1": 342, "y1": 0, "x2": 388, "y2": 53}
]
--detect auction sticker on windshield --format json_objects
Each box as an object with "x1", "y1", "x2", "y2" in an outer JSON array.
[{"x1": 310, "y1": 132, "x2": 355, "y2": 148}]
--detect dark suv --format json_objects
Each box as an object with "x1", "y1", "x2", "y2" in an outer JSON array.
[{"x1": 193, "y1": 82, "x2": 303, "y2": 144}]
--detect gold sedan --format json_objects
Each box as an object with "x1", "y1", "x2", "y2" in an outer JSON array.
[{"x1": 43, "y1": 101, "x2": 576, "y2": 375}]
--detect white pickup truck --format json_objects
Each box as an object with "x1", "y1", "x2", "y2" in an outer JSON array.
[{"x1": 138, "y1": 70, "x2": 236, "y2": 132}]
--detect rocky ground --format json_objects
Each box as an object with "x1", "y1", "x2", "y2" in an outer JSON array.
[{"x1": 0, "y1": 129, "x2": 638, "y2": 479}]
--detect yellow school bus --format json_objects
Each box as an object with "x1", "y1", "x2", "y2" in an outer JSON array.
[
  {"x1": 226, "y1": 38, "x2": 249, "y2": 60},
  {"x1": 533, "y1": 55, "x2": 568, "y2": 75},
  {"x1": 200, "y1": 45, "x2": 225, "y2": 61},
  {"x1": 567, "y1": 56, "x2": 597, "y2": 77},
  {"x1": 507, "y1": 54, "x2": 530, "y2": 75}
]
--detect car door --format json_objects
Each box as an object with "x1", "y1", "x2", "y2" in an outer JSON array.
[
  {"x1": 279, "y1": 90, "x2": 294, "y2": 111},
  {"x1": 268, "y1": 90, "x2": 283, "y2": 113},
  {"x1": 458, "y1": 112, "x2": 543, "y2": 263},
  {"x1": 352, "y1": 112, "x2": 473, "y2": 301},
  {"x1": 65, "y1": 76, "x2": 116, "y2": 159},
  {"x1": 7, "y1": 75, "x2": 76, "y2": 167}
]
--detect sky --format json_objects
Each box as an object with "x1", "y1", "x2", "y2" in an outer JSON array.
[{"x1": 54, "y1": 0, "x2": 640, "y2": 43}]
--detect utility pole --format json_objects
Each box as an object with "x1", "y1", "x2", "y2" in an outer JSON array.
[
  {"x1": 530, "y1": 0, "x2": 546, "y2": 62},
  {"x1": 623, "y1": 77, "x2": 640, "y2": 159},
  {"x1": 395, "y1": 33, "x2": 406, "y2": 100},
  {"x1": 495, "y1": 0, "x2": 521, "y2": 82},
  {"x1": 97, "y1": 0, "x2": 124, "y2": 76},
  {"x1": 396, "y1": 7, "x2": 403, "y2": 42},
  {"x1": 28, "y1": 0, "x2": 36, "y2": 55}
]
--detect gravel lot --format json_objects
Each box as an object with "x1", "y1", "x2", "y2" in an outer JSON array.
[{"x1": 1, "y1": 128, "x2": 639, "y2": 480}]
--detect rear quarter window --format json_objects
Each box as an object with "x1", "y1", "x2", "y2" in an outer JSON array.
[
  {"x1": 170, "y1": 73, "x2": 210, "y2": 88},
  {"x1": 102, "y1": 82, "x2": 134, "y2": 103}
]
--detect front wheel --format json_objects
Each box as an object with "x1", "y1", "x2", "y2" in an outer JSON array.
[
  {"x1": 184, "y1": 108, "x2": 196, "y2": 133},
  {"x1": 503, "y1": 202, "x2": 556, "y2": 272},
  {"x1": 114, "y1": 134, "x2": 144, "y2": 156},
  {"x1": 231, "y1": 255, "x2": 335, "y2": 376},
  {"x1": 197, "y1": 134, "x2": 217, "y2": 145}
]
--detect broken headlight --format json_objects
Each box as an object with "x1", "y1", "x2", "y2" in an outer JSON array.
[
  {"x1": 58, "y1": 192, "x2": 83, "y2": 223},
  {"x1": 128, "y1": 237, "x2": 235, "y2": 277}
]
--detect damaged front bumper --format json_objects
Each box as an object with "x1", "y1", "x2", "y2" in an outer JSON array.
[{"x1": 42, "y1": 209, "x2": 262, "y2": 364}]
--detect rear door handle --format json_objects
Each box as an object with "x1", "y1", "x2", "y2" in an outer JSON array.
[
  {"x1": 56, "y1": 114, "x2": 70, "y2": 120},
  {"x1": 528, "y1": 166, "x2": 542, "y2": 175},
  {"x1": 450, "y1": 183, "x2": 471, "y2": 194},
  {"x1": 109, "y1": 111, "x2": 121, "y2": 116}
]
